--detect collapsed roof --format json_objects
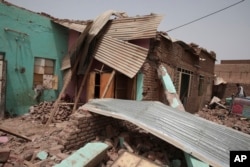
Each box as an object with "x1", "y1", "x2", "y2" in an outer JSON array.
[
  {"x1": 55, "y1": 11, "x2": 163, "y2": 78},
  {"x1": 81, "y1": 98, "x2": 250, "y2": 167}
]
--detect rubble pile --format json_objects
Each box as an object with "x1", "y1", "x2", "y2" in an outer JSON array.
[
  {"x1": 0, "y1": 115, "x2": 68, "y2": 167},
  {"x1": 29, "y1": 101, "x2": 73, "y2": 124},
  {"x1": 0, "y1": 113, "x2": 186, "y2": 167},
  {"x1": 93, "y1": 126, "x2": 186, "y2": 167},
  {"x1": 197, "y1": 108, "x2": 250, "y2": 135},
  {"x1": 1, "y1": 102, "x2": 250, "y2": 166}
]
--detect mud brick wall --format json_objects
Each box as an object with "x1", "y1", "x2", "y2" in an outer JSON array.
[
  {"x1": 223, "y1": 83, "x2": 250, "y2": 99},
  {"x1": 54, "y1": 110, "x2": 119, "y2": 151},
  {"x1": 141, "y1": 62, "x2": 160, "y2": 101}
]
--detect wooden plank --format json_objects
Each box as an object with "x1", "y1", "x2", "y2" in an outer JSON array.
[
  {"x1": 0, "y1": 125, "x2": 32, "y2": 141},
  {"x1": 100, "y1": 71, "x2": 115, "y2": 98},
  {"x1": 72, "y1": 58, "x2": 94, "y2": 113},
  {"x1": 45, "y1": 22, "x2": 93, "y2": 126},
  {"x1": 86, "y1": 72, "x2": 96, "y2": 101}
]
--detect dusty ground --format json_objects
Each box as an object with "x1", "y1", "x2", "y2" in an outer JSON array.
[{"x1": 1, "y1": 102, "x2": 250, "y2": 167}]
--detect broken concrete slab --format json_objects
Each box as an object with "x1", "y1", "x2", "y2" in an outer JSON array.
[{"x1": 54, "y1": 142, "x2": 109, "y2": 167}]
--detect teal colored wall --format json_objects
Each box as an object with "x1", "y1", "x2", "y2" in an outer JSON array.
[{"x1": 0, "y1": 3, "x2": 68, "y2": 115}]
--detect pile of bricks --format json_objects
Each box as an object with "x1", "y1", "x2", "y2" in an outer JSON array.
[
  {"x1": 198, "y1": 107, "x2": 250, "y2": 134},
  {"x1": 29, "y1": 101, "x2": 73, "y2": 124},
  {"x1": 51, "y1": 110, "x2": 186, "y2": 166}
]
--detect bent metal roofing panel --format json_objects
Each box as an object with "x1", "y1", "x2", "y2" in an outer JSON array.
[
  {"x1": 81, "y1": 98, "x2": 250, "y2": 167},
  {"x1": 93, "y1": 36, "x2": 148, "y2": 78}
]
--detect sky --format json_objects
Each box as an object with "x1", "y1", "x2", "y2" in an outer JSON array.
[{"x1": 6, "y1": 0, "x2": 250, "y2": 63}]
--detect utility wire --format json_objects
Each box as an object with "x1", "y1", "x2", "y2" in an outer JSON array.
[{"x1": 166, "y1": 0, "x2": 245, "y2": 32}]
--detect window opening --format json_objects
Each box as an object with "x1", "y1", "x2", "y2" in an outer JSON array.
[
  {"x1": 33, "y1": 57, "x2": 57, "y2": 89},
  {"x1": 198, "y1": 75, "x2": 205, "y2": 96}
]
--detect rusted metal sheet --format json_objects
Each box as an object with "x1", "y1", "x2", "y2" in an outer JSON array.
[
  {"x1": 81, "y1": 98, "x2": 250, "y2": 167},
  {"x1": 105, "y1": 14, "x2": 163, "y2": 40},
  {"x1": 93, "y1": 36, "x2": 148, "y2": 78}
]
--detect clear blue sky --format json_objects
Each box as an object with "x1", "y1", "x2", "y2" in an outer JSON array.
[{"x1": 6, "y1": 0, "x2": 250, "y2": 63}]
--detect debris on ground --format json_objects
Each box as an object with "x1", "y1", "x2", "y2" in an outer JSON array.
[
  {"x1": 1, "y1": 100, "x2": 250, "y2": 166},
  {"x1": 29, "y1": 101, "x2": 73, "y2": 124},
  {"x1": 197, "y1": 107, "x2": 250, "y2": 135}
]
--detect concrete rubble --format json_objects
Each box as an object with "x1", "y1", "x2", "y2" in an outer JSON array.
[{"x1": 0, "y1": 100, "x2": 249, "y2": 167}]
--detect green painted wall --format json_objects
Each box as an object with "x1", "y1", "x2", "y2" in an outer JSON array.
[{"x1": 0, "y1": 3, "x2": 68, "y2": 115}]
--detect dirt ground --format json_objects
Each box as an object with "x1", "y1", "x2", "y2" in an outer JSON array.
[{"x1": 1, "y1": 102, "x2": 250, "y2": 167}]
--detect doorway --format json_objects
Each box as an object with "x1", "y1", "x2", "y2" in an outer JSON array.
[
  {"x1": 180, "y1": 73, "x2": 190, "y2": 104},
  {"x1": 0, "y1": 53, "x2": 6, "y2": 119}
]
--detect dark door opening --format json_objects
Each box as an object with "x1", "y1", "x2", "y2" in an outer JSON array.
[
  {"x1": 0, "y1": 53, "x2": 6, "y2": 119},
  {"x1": 180, "y1": 73, "x2": 190, "y2": 105}
]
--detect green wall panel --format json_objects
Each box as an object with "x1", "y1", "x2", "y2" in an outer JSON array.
[{"x1": 0, "y1": 2, "x2": 68, "y2": 115}]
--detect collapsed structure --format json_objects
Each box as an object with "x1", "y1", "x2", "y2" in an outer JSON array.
[
  {"x1": 54, "y1": 12, "x2": 216, "y2": 116},
  {"x1": 2, "y1": 1, "x2": 249, "y2": 167}
]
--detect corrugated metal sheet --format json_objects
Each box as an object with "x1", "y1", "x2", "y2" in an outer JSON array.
[
  {"x1": 93, "y1": 36, "x2": 148, "y2": 78},
  {"x1": 81, "y1": 98, "x2": 250, "y2": 167},
  {"x1": 54, "y1": 14, "x2": 163, "y2": 41},
  {"x1": 105, "y1": 14, "x2": 163, "y2": 40},
  {"x1": 60, "y1": 21, "x2": 93, "y2": 70},
  {"x1": 55, "y1": 12, "x2": 162, "y2": 77}
]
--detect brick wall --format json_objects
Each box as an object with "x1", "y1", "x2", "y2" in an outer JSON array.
[
  {"x1": 141, "y1": 62, "x2": 160, "y2": 101},
  {"x1": 52, "y1": 109, "x2": 119, "y2": 151},
  {"x1": 222, "y1": 83, "x2": 250, "y2": 99},
  {"x1": 141, "y1": 34, "x2": 215, "y2": 113},
  {"x1": 215, "y1": 64, "x2": 250, "y2": 84}
]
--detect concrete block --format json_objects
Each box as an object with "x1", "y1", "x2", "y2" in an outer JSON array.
[
  {"x1": 184, "y1": 152, "x2": 209, "y2": 167},
  {"x1": 54, "y1": 142, "x2": 109, "y2": 167}
]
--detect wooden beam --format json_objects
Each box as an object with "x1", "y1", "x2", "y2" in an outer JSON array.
[
  {"x1": 101, "y1": 70, "x2": 116, "y2": 98},
  {"x1": 45, "y1": 23, "x2": 93, "y2": 126},
  {"x1": 72, "y1": 58, "x2": 94, "y2": 113},
  {"x1": 0, "y1": 125, "x2": 32, "y2": 141}
]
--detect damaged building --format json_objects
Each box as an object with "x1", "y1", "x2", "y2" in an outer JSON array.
[
  {"x1": 0, "y1": 1, "x2": 69, "y2": 117},
  {"x1": 2, "y1": 1, "x2": 250, "y2": 167},
  {"x1": 0, "y1": 1, "x2": 216, "y2": 117},
  {"x1": 55, "y1": 15, "x2": 216, "y2": 114}
]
